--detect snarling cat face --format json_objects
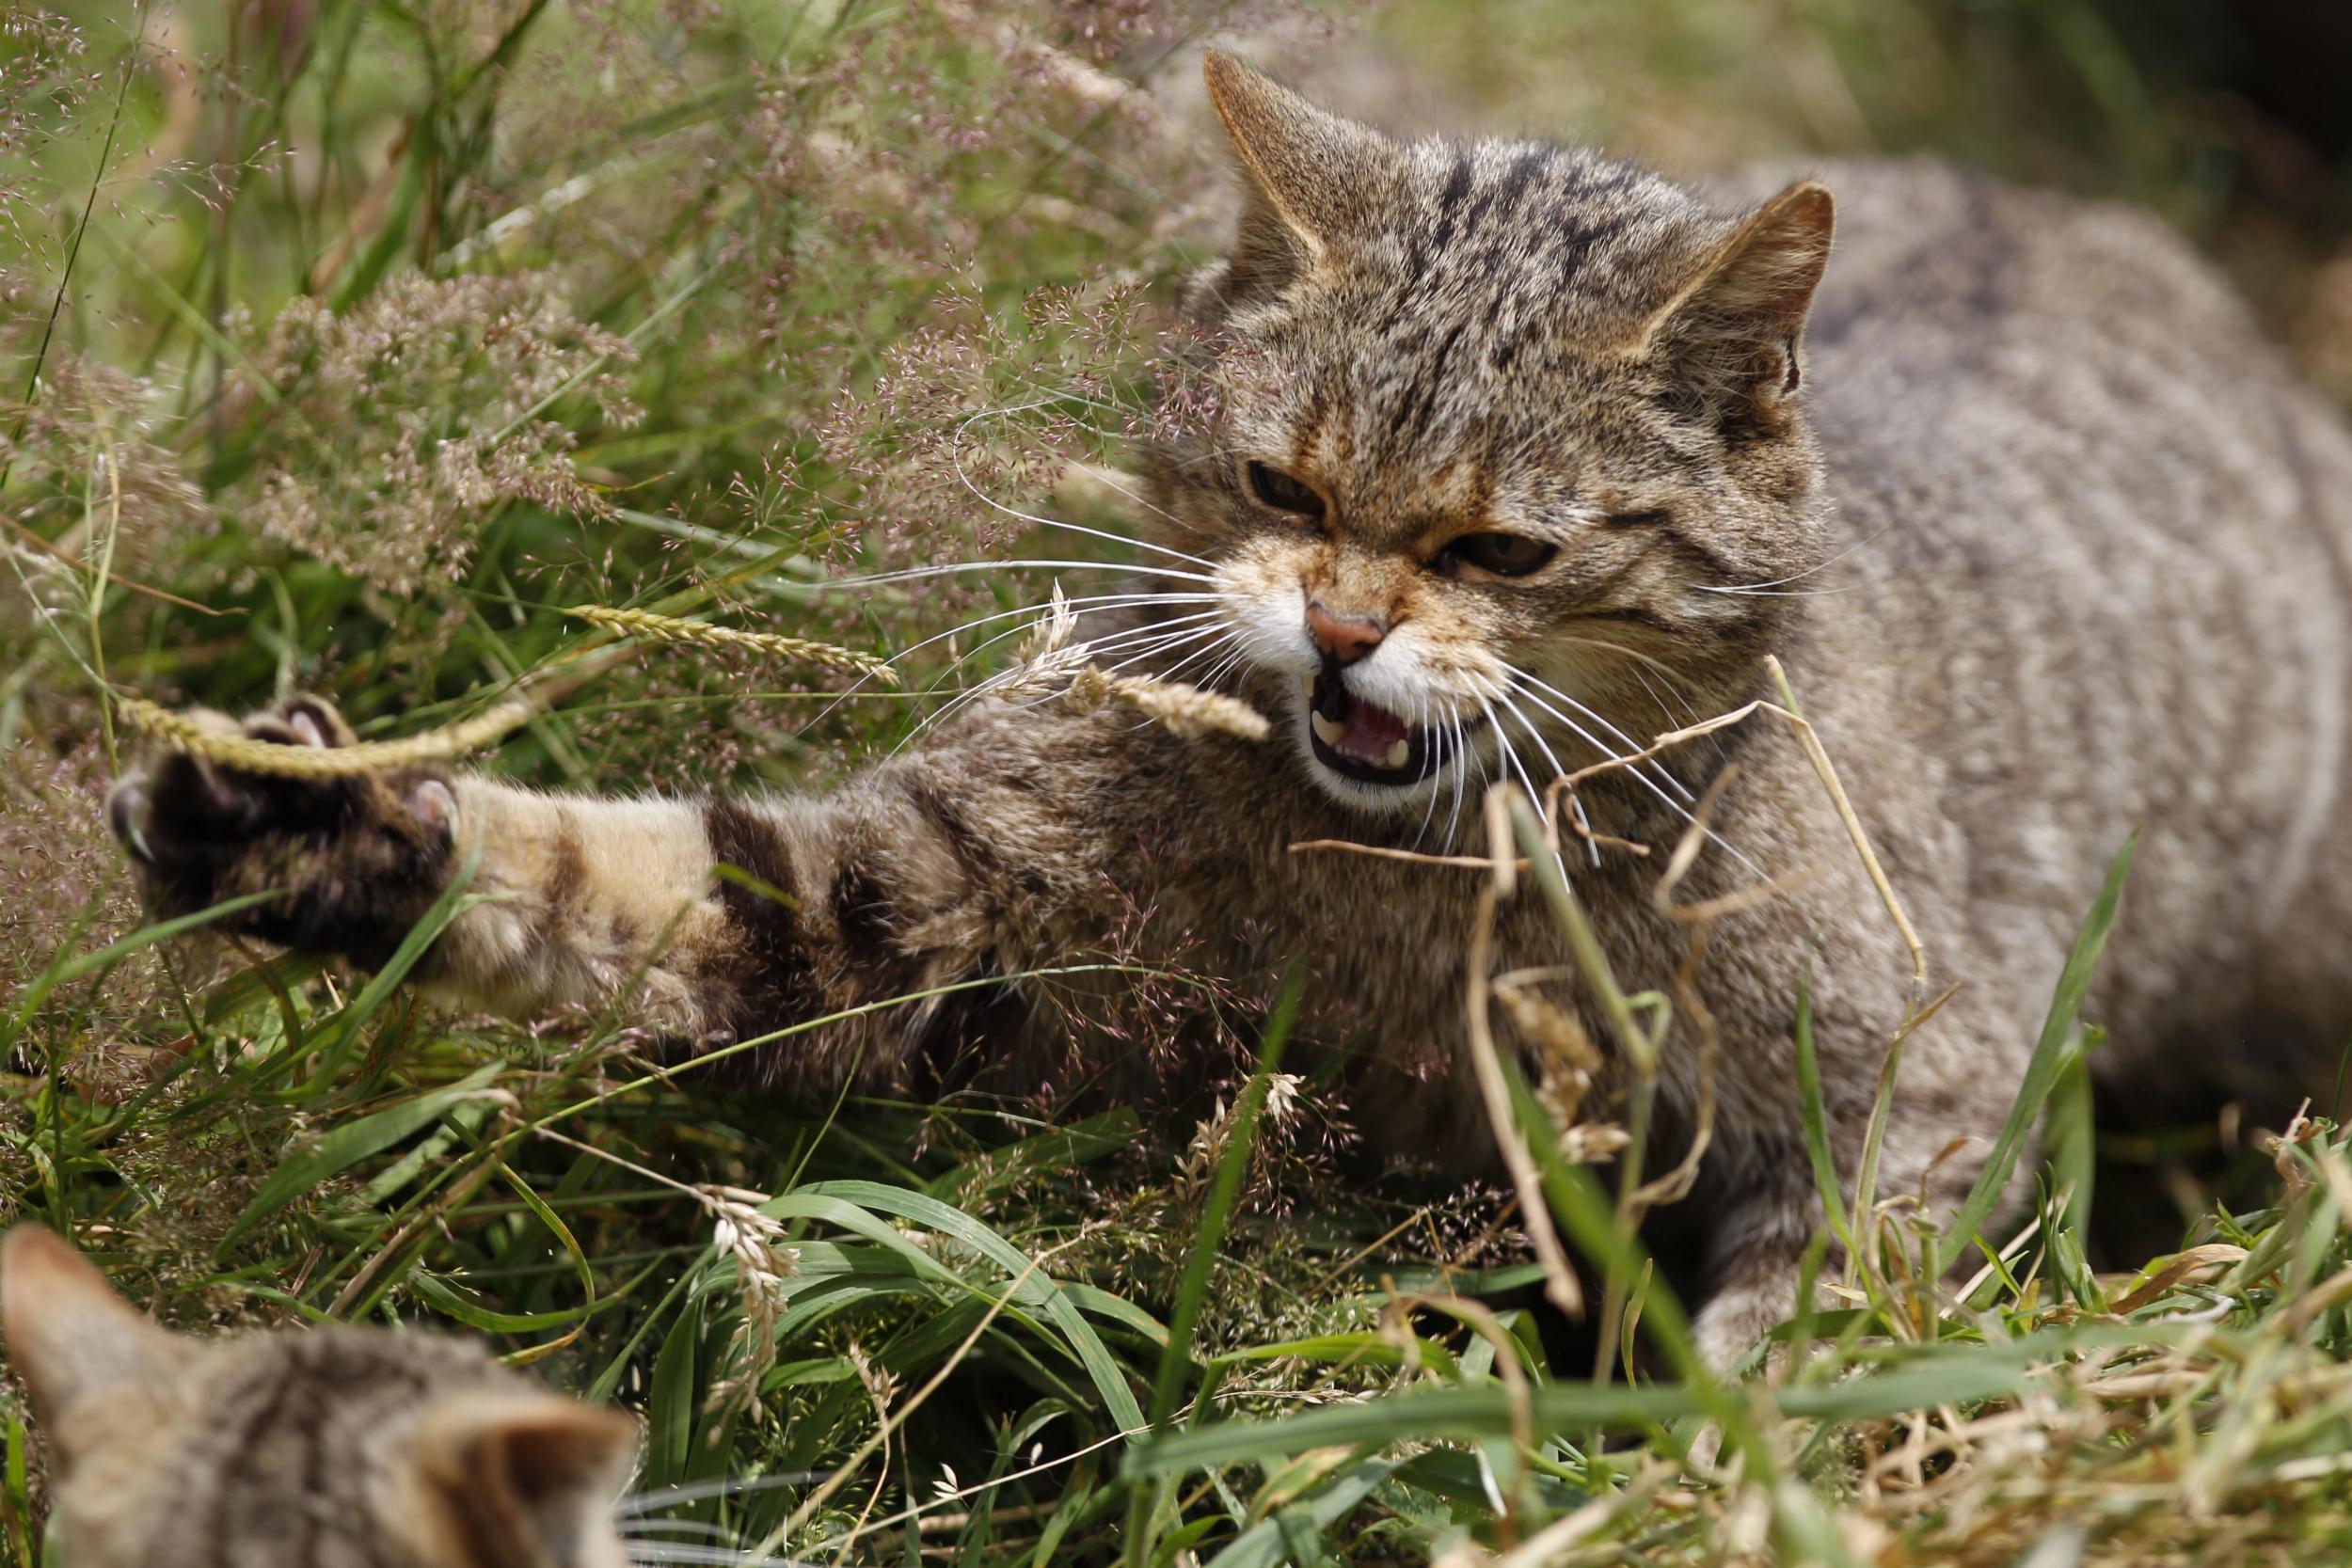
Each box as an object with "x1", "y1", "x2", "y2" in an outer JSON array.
[
  {"x1": 1152, "y1": 55, "x2": 1835, "y2": 819},
  {"x1": 1, "y1": 1227, "x2": 635, "y2": 1568}
]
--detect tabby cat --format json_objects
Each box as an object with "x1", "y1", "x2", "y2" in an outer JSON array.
[
  {"x1": 0, "y1": 1226, "x2": 635, "y2": 1567},
  {"x1": 104, "y1": 54, "x2": 2352, "y2": 1363}
]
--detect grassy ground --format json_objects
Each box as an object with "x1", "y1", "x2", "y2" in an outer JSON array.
[{"x1": 8, "y1": 2, "x2": 2352, "y2": 1563}]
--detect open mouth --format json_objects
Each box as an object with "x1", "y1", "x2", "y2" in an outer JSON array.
[{"x1": 1302, "y1": 668, "x2": 1478, "y2": 784}]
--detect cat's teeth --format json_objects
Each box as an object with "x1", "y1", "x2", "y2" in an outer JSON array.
[
  {"x1": 1300, "y1": 673, "x2": 1314, "y2": 697},
  {"x1": 1310, "y1": 711, "x2": 1346, "y2": 748},
  {"x1": 1384, "y1": 739, "x2": 1411, "y2": 770}
]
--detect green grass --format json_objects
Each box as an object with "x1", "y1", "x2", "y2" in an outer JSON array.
[{"x1": 8, "y1": 2, "x2": 2352, "y2": 1564}]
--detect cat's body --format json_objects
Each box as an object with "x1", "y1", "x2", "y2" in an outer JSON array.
[
  {"x1": 0, "y1": 1227, "x2": 636, "y2": 1568},
  {"x1": 105, "y1": 58, "x2": 2352, "y2": 1362}
]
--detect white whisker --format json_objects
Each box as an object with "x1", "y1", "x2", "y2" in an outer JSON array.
[
  {"x1": 951, "y1": 400, "x2": 1219, "y2": 570},
  {"x1": 1190, "y1": 641, "x2": 1251, "y2": 693},
  {"x1": 807, "y1": 600, "x2": 1219, "y2": 738},
  {"x1": 1004, "y1": 626, "x2": 1245, "y2": 729},
  {"x1": 1691, "y1": 583, "x2": 1861, "y2": 598},
  {"x1": 817, "y1": 590, "x2": 1216, "y2": 707},
  {"x1": 1488, "y1": 688, "x2": 1601, "y2": 867},
  {"x1": 816, "y1": 558, "x2": 1219, "y2": 590},
  {"x1": 927, "y1": 616, "x2": 1237, "y2": 736},
  {"x1": 905, "y1": 617, "x2": 1233, "y2": 745},
  {"x1": 1094, "y1": 621, "x2": 1237, "y2": 680},
  {"x1": 1499, "y1": 663, "x2": 1695, "y2": 805},
  {"x1": 625, "y1": 1540, "x2": 817, "y2": 1566},
  {"x1": 920, "y1": 608, "x2": 1228, "y2": 697},
  {"x1": 1493, "y1": 669, "x2": 1765, "y2": 879},
  {"x1": 623, "y1": 1520, "x2": 752, "y2": 1541},
  {"x1": 909, "y1": 592, "x2": 1219, "y2": 663},
  {"x1": 1695, "y1": 525, "x2": 1887, "y2": 594},
  {"x1": 618, "y1": 1472, "x2": 828, "y2": 1514},
  {"x1": 1446, "y1": 711, "x2": 1469, "y2": 843},
  {"x1": 1066, "y1": 461, "x2": 1219, "y2": 539},
  {"x1": 1629, "y1": 663, "x2": 1694, "y2": 730},
  {"x1": 1478, "y1": 696, "x2": 1577, "y2": 880},
  {"x1": 1118, "y1": 629, "x2": 1246, "y2": 697}
]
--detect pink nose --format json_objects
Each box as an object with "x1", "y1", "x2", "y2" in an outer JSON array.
[{"x1": 1306, "y1": 601, "x2": 1384, "y2": 665}]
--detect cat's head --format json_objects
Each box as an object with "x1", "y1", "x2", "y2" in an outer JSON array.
[
  {"x1": 1152, "y1": 54, "x2": 1835, "y2": 817},
  {"x1": 1, "y1": 1226, "x2": 636, "y2": 1568}
]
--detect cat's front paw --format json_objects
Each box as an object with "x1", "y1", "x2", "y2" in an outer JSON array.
[{"x1": 107, "y1": 695, "x2": 460, "y2": 968}]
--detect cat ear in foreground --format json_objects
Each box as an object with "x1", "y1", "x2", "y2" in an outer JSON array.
[
  {"x1": 1638, "y1": 180, "x2": 1836, "y2": 434},
  {"x1": 416, "y1": 1393, "x2": 640, "y2": 1568},
  {"x1": 1200, "y1": 50, "x2": 1401, "y2": 291},
  {"x1": 0, "y1": 1225, "x2": 173, "y2": 1421}
]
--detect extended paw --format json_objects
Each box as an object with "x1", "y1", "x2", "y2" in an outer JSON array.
[{"x1": 107, "y1": 695, "x2": 459, "y2": 967}]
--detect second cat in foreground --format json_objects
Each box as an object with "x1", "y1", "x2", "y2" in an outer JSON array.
[
  {"x1": 0, "y1": 1226, "x2": 636, "y2": 1568},
  {"x1": 105, "y1": 54, "x2": 2352, "y2": 1362}
]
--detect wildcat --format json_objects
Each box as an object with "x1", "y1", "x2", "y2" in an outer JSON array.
[
  {"x1": 0, "y1": 1225, "x2": 635, "y2": 1567},
  {"x1": 103, "y1": 53, "x2": 2352, "y2": 1365}
]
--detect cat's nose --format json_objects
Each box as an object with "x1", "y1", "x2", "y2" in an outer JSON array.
[{"x1": 1305, "y1": 601, "x2": 1384, "y2": 665}]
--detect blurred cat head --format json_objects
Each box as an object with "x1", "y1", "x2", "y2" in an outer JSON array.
[
  {"x1": 1, "y1": 1226, "x2": 636, "y2": 1568},
  {"x1": 1156, "y1": 54, "x2": 1834, "y2": 817}
]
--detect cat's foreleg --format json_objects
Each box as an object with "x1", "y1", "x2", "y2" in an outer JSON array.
[{"x1": 106, "y1": 696, "x2": 997, "y2": 1085}]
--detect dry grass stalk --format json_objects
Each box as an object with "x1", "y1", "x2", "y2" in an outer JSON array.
[
  {"x1": 1462, "y1": 802, "x2": 1585, "y2": 1320},
  {"x1": 118, "y1": 696, "x2": 536, "y2": 777},
  {"x1": 565, "y1": 603, "x2": 899, "y2": 685},
  {"x1": 1067, "y1": 666, "x2": 1270, "y2": 742},
  {"x1": 1552, "y1": 654, "x2": 1927, "y2": 1006}
]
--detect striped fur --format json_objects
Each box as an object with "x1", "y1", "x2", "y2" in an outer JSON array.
[{"x1": 108, "y1": 56, "x2": 2352, "y2": 1366}]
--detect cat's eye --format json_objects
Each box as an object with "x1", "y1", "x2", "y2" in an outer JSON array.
[
  {"x1": 1440, "y1": 531, "x2": 1558, "y2": 578},
  {"x1": 1246, "y1": 461, "x2": 1325, "y2": 518}
]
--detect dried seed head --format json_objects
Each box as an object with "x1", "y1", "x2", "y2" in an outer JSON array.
[
  {"x1": 1011, "y1": 579, "x2": 1078, "y2": 665},
  {"x1": 1069, "y1": 669, "x2": 1269, "y2": 741},
  {"x1": 567, "y1": 604, "x2": 898, "y2": 685}
]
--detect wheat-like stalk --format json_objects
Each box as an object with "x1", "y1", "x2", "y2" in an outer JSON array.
[
  {"x1": 118, "y1": 697, "x2": 536, "y2": 778},
  {"x1": 566, "y1": 604, "x2": 898, "y2": 685},
  {"x1": 1067, "y1": 667, "x2": 1270, "y2": 742}
]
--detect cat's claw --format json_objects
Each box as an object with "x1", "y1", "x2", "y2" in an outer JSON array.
[{"x1": 107, "y1": 777, "x2": 155, "y2": 866}]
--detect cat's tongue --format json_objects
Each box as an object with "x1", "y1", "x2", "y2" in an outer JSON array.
[{"x1": 1334, "y1": 695, "x2": 1411, "y2": 768}]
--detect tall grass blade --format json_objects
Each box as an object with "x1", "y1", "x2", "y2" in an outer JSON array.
[
  {"x1": 1124, "y1": 965, "x2": 1305, "y2": 1567},
  {"x1": 1947, "y1": 832, "x2": 2137, "y2": 1259}
]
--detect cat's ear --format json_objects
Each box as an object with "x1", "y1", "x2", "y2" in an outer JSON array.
[
  {"x1": 415, "y1": 1393, "x2": 639, "y2": 1568},
  {"x1": 0, "y1": 1226, "x2": 174, "y2": 1420},
  {"x1": 1637, "y1": 180, "x2": 1835, "y2": 434},
  {"x1": 1201, "y1": 51, "x2": 1399, "y2": 291}
]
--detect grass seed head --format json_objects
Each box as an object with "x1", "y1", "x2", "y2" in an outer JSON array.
[
  {"x1": 117, "y1": 696, "x2": 535, "y2": 777},
  {"x1": 566, "y1": 604, "x2": 899, "y2": 685}
]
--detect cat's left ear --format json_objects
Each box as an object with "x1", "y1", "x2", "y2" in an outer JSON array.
[
  {"x1": 1637, "y1": 180, "x2": 1835, "y2": 433},
  {"x1": 0, "y1": 1226, "x2": 175, "y2": 1422},
  {"x1": 1201, "y1": 51, "x2": 1402, "y2": 292}
]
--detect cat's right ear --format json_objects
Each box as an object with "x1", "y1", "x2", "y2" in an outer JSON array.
[
  {"x1": 1632, "y1": 180, "x2": 1836, "y2": 436},
  {"x1": 1201, "y1": 52, "x2": 1400, "y2": 293},
  {"x1": 415, "y1": 1393, "x2": 639, "y2": 1568},
  {"x1": 0, "y1": 1226, "x2": 173, "y2": 1420}
]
